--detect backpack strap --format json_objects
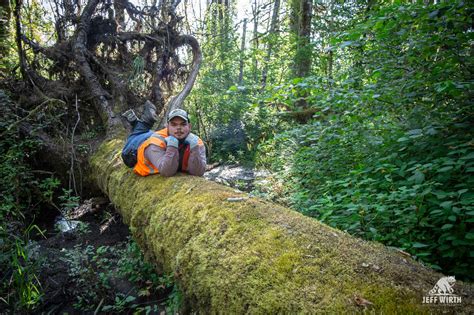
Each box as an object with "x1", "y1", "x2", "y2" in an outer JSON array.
[{"x1": 134, "y1": 131, "x2": 167, "y2": 176}]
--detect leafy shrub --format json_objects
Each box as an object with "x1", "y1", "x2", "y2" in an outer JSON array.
[
  {"x1": 0, "y1": 225, "x2": 43, "y2": 311},
  {"x1": 311, "y1": 124, "x2": 473, "y2": 279},
  {"x1": 61, "y1": 238, "x2": 179, "y2": 312},
  {"x1": 0, "y1": 91, "x2": 50, "y2": 311},
  {"x1": 253, "y1": 0, "x2": 473, "y2": 281},
  {"x1": 258, "y1": 117, "x2": 473, "y2": 281}
]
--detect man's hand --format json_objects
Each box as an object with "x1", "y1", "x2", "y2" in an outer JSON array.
[
  {"x1": 185, "y1": 133, "x2": 199, "y2": 150},
  {"x1": 165, "y1": 136, "x2": 178, "y2": 148}
]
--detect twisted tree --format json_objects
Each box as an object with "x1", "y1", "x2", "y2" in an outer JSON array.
[{"x1": 13, "y1": 0, "x2": 201, "y2": 134}]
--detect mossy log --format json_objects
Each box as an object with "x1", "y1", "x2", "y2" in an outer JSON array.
[{"x1": 91, "y1": 136, "x2": 473, "y2": 313}]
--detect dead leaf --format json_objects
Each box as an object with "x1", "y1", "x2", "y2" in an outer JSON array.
[{"x1": 353, "y1": 294, "x2": 373, "y2": 307}]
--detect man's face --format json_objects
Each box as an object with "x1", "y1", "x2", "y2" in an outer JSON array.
[{"x1": 167, "y1": 117, "x2": 190, "y2": 140}]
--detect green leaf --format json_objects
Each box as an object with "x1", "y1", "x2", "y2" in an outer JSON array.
[
  {"x1": 428, "y1": 10, "x2": 439, "y2": 19},
  {"x1": 124, "y1": 296, "x2": 136, "y2": 303},
  {"x1": 448, "y1": 215, "x2": 456, "y2": 222},
  {"x1": 414, "y1": 170, "x2": 425, "y2": 184},
  {"x1": 452, "y1": 239, "x2": 472, "y2": 246},
  {"x1": 437, "y1": 166, "x2": 453, "y2": 173},
  {"x1": 466, "y1": 233, "x2": 474, "y2": 240},
  {"x1": 434, "y1": 191, "x2": 450, "y2": 199},
  {"x1": 412, "y1": 242, "x2": 429, "y2": 248},
  {"x1": 407, "y1": 129, "x2": 423, "y2": 138},
  {"x1": 409, "y1": 170, "x2": 425, "y2": 184},
  {"x1": 460, "y1": 152, "x2": 474, "y2": 160},
  {"x1": 441, "y1": 224, "x2": 453, "y2": 230},
  {"x1": 416, "y1": 252, "x2": 431, "y2": 257},
  {"x1": 407, "y1": 129, "x2": 422, "y2": 136},
  {"x1": 440, "y1": 201, "x2": 453, "y2": 210}
]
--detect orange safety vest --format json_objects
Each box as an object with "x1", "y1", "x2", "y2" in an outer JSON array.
[{"x1": 133, "y1": 128, "x2": 194, "y2": 176}]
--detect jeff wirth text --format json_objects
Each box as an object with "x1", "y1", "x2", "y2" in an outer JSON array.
[{"x1": 422, "y1": 276, "x2": 462, "y2": 305}]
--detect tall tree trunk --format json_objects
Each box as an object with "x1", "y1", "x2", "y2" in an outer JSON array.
[
  {"x1": 261, "y1": 0, "x2": 280, "y2": 88},
  {"x1": 238, "y1": 18, "x2": 247, "y2": 84},
  {"x1": 219, "y1": 0, "x2": 230, "y2": 63},
  {"x1": 291, "y1": 0, "x2": 312, "y2": 80},
  {"x1": 89, "y1": 136, "x2": 473, "y2": 313},
  {"x1": 0, "y1": 0, "x2": 11, "y2": 58},
  {"x1": 290, "y1": 0, "x2": 312, "y2": 111},
  {"x1": 251, "y1": 0, "x2": 259, "y2": 83},
  {"x1": 13, "y1": 0, "x2": 26, "y2": 79}
]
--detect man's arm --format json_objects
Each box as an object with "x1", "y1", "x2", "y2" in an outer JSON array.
[
  {"x1": 144, "y1": 144, "x2": 179, "y2": 177},
  {"x1": 187, "y1": 144, "x2": 206, "y2": 176}
]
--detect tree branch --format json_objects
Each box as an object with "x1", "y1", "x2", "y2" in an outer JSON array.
[
  {"x1": 72, "y1": 0, "x2": 120, "y2": 131},
  {"x1": 160, "y1": 34, "x2": 202, "y2": 126}
]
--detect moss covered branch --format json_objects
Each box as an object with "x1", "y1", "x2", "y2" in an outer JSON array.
[{"x1": 90, "y1": 137, "x2": 472, "y2": 313}]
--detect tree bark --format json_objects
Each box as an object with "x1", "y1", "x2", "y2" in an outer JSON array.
[
  {"x1": 261, "y1": 0, "x2": 280, "y2": 88},
  {"x1": 0, "y1": 0, "x2": 10, "y2": 58},
  {"x1": 238, "y1": 18, "x2": 247, "y2": 84},
  {"x1": 90, "y1": 136, "x2": 473, "y2": 313},
  {"x1": 251, "y1": 0, "x2": 259, "y2": 82},
  {"x1": 290, "y1": 0, "x2": 312, "y2": 112},
  {"x1": 291, "y1": 0, "x2": 312, "y2": 79},
  {"x1": 13, "y1": 0, "x2": 26, "y2": 79}
]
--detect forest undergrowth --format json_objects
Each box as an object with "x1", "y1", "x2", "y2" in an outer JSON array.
[{"x1": 191, "y1": 1, "x2": 473, "y2": 282}]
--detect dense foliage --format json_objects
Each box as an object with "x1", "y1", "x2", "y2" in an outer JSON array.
[
  {"x1": 189, "y1": 1, "x2": 473, "y2": 281},
  {"x1": 0, "y1": 91, "x2": 46, "y2": 310}
]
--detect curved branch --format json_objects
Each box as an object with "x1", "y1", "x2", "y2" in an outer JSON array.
[
  {"x1": 21, "y1": 35, "x2": 70, "y2": 64},
  {"x1": 160, "y1": 34, "x2": 202, "y2": 126},
  {"x1": 116, "y1": 31, "x2": 166, "y2": 45},
  {"x1": 16, "y1": 33, "x2": 74, "y2": 100}
]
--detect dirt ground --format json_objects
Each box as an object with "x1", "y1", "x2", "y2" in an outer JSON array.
[
  {"x1": 25, "y1": 167, "x2": 257, "y2": 314},
  {"x1": 29, "y1": 197, "x2": 172, "y2": 314}
]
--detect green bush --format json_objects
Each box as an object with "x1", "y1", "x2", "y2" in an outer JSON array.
[
  {"x1": 253, "y1": 0, "x2": 473, "y2": 281},
  {"x1": 311, "y1": 124, "x2": 473, "y2": 279},
  {"x1": 0, "y1": 91, "x2": 47, "y2": 311}
]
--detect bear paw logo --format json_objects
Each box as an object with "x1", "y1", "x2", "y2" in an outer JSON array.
[{"x1": 428, "y1": 276, "x2": 455, "y2": 296}]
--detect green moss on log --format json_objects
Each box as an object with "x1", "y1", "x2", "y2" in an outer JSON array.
[{"x1": 91, "y1": 137, "x2": 473, "y2": 313}]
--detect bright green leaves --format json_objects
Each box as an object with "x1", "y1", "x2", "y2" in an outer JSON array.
[
  {"x1": 257, "y1": 117, "x2": 474, "y2": 281},
  {"x1": 409, "y1": 170, "x2": 425, "y2": 185}
]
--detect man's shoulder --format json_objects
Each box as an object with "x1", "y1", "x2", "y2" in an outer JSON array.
[
  {"x1": 145, "y1": 143, "x2": 166, "y2": 153},
  {"x1": 155, "y1": 128, "x2": 168, "y2": 137}
]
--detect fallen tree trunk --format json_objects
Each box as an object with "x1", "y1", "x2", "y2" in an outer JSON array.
[{"x1": 91, "y1": 136, "x2": 472, "y2": 313}]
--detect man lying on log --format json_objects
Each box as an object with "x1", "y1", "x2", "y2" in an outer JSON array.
[{"x1": 121, "y1": 102, "x2": 206, "y2": 177}]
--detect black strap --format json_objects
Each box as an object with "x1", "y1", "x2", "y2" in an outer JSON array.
[{"x1": 178, "y1": 143, "x2": 186, "y2": 172}]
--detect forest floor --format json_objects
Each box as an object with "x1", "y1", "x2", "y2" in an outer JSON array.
[
  {"x1": 29, "y1": 198, "x2": 173, "y2": 314},
  {"x1": 26, "y1": 165, "x2": 260, "y2": 313}
]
